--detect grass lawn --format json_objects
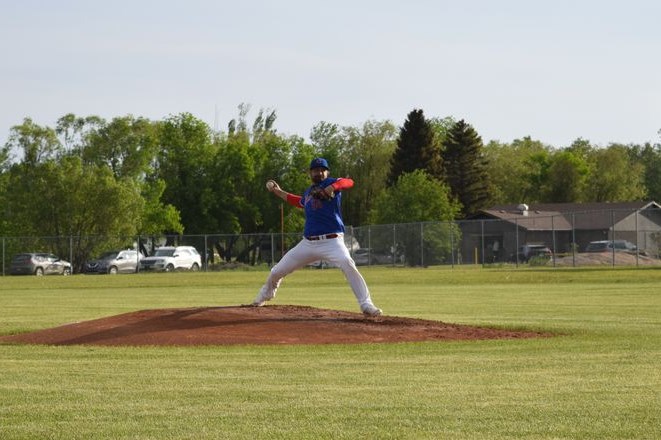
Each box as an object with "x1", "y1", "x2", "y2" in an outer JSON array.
[{"x1": 0, "y1": 266, "x2": 659, "y2": 439}]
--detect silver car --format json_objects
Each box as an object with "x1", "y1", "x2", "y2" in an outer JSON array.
[
  {"x1": 10, "y1": 253, "x2": 72, "y2": 276},
  {"x1": 84, "y1": 250, "x2": 142, "y2": 274},
  {"x1": 353, "y1": 248, "x2": 395, "y2": 266}
]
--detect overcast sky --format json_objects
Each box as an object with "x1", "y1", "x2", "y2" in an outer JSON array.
[{"x1": 1, "y1": 0, "x2": 659, "y2": 149}]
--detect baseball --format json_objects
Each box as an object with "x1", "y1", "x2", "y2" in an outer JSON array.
[{"x1": 266, "y1": 180, "x2": 275, "y2": 191}]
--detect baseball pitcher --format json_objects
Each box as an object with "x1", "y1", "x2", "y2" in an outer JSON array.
[{"x1": 252, "y1": 157, "x2": 382, "y2": 316}]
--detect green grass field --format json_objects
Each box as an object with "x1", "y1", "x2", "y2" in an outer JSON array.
[{"x1": 1, "y1": 267, "x2": 659, "y2": 439}]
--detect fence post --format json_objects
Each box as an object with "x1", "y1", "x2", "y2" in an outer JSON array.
[
  {"x1": 392, "y1": 224, "x2": 396, "y2": 266},
  {"x1": 480, "y1": 220, "x2": 485, "y2": 266},
  {"x1": 367, "y1": 226, "x2": 372, "y2": 267},
  {"x1": 450, "y1": 221, "x2": 455, "y2": 268},
  {"x1": 136, "y1": 235, "x2": 140, "y2": 273},
  {"x1": 69, "y1": 235, "x2": 73, "y2": 274},
  {"x1": 515, "y1": 218, "x2": 519, "y2": 267},
  {"x1": 270, "y1": 233, "x2": 275, "y2": 266},
  {"x1": 204, "y1": 235, "x2": 208, "y2": 271},
  {"x1": 420, "y1": 222, "x2": 424, "y2": 267},
  {"x1": 551, "y1": 215, "x2": 556, "y2": 267},
  {"x1": 2, "y1": 237, "x2": 4, "y2": 276},
  {"x1": 610, "y1": 210, "x2": 615, "y2": 267},
  {"x1": 571, "y1": 213, "x2": 576, "y2": 267},
  {"x1": 635, "y1": 210, "x2": 639, "y2": 267}
]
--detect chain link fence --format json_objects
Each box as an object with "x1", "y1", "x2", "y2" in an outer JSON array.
[{"x1": 3, "y1": 208, "x2": 661, "y2": 275}]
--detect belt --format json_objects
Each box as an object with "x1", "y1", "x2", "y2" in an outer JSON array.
[{"x1": 306, "y1": 233, "x2": 339, "y2": 241}]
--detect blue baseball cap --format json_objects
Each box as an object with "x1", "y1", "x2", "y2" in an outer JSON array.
[{"x1": 310, "y1": 157, "x2": 329, "y2": 170}]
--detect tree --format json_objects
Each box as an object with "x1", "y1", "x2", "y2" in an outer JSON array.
[
  {"x1": 442, "y1": 119, "x2": 491, "y2": 217},
  {"x1": 2, "y1": 119, "x2": 64, "y2": 237},
  {"x1": 140, "y1": 178, "x2": 184, "y2": 236},
  {"x1": 55, "y1": 113, "x2": 104, "y2": 154},
  {"x1": 523, "y1": 149, "x2": 552, "y2": 202},
  {"x1": 202, "y1": 106, "x2": 311, "y2": 262},
  {"x1": 369, "y1": 170, "x2": 461, "y2": 266},
  {"x1": 484, "y1": 137, "x2": 551, "y2": 204},
  {"x1": 542, "y1": 150, "x2": 589, "y2": 202},
  {"x1": 5, "y1": 118, "x2": 62, "y2": 166},
  {"x1": 248, "y1": 131, "x2": 311, "y2": 235},
  {"x1": 566, "y1": 137, "x2": 593, "y2": 159},
  {"x1": 3, "y1": 155, "x2": 146, "y2": 271},
  {"x1": 387, "y1": 109, "x2": 442, "y2": 186},
  {"x1": 0, "y1": 142, "x2": 9, "y2": 171},
  {"x1": 155, "y1": 113, "x2": 217, "y2": 235},
  {"x1": 370, "y1": 170, "x2": 459, "y2": 224},
  {"x1": 51, "y1": 157, "x2": 145, "y2": 268},
  {"x1": 211, "y1": 128, "x2": 259, "y2": 234},
  {"x1": 585, "y1": 144, "x2": 646, "y2": 202},
  {"x1": 310, "y1": 120, "x2": 397, "y2": 227},
  {"x1": 630, "y1": 141, "x2": 661, "y2": 202},
  {"x1": 309, "y1": 121, "x2": 346, "y2": 173},
  {"x1": 55, "y1": 114, "x2": 184, "y2": 243},
  {"x1": 341, "y1": 120, "x2": 397, "y2": 227},
  {"x1": 428, "y1": 116, "x2": 456, "y2": 147},
  {"x1": 84, "y1": 115, "x2": 159, "y2": 179}
]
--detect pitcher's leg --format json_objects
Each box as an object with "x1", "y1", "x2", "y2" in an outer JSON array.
[
  {"x1": 328, "y1": 241, "x2": 382, "y2": 315},
  {"x1": 340, "y1": 262, "x2": 370, "y2": 305},
  {"x1": 252, "y1": 240, "x2": 319, "y2": 306}
]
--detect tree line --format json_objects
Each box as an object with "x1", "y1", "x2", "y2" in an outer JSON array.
[{"x1": 1, "y1": 105, "x2": 660, "y2": 264}]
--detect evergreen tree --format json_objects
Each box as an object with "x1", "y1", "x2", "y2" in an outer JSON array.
[
  {"x1": 387, "y1": 109, "x2": 442, "y2": 186},
  {"x1": 442, "y1": 119, "x2": 491, "y2": 218}
]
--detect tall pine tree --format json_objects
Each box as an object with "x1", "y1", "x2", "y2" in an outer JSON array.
[
  {"x1": 442, "y1": 119, "x2": 491, "y2": 218},
  {"x1": 387, "y1": 109, "x2": 442, "y2": 186}
]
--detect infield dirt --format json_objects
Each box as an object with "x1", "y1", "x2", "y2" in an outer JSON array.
[{"x1": 0, "y1": 305, "x2": 550, "y2": 346}]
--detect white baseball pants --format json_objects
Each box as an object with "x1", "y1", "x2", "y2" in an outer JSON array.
[{"x1": 255, "y1": 235, "x2": 376, "y2": 310}]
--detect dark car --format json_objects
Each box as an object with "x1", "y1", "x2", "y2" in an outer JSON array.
[
  {"x1": 585, "y1": 240, "x2": 637, "y2": 253},
  {"x1": 512, "y1": 244, "x2": 553, "y2": 262},
  {"x1": 10, "y1": 253, "x2": 72, "y2": 276},
  {"x1": 84, "y1": 250, "x2": 142, "y2": 274}
]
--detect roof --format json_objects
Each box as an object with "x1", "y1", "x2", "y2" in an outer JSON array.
[
  {"x1": 489, "y1": 201, "x2": 660, "y2": 214},
  {"x1": 479, "y1": 208, "x2": 573, "y2": 231},
  {"x1": 477, "y1": 201, "x2": 661, "y2": 231}
]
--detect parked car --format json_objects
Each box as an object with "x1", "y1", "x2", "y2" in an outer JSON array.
[
  {"x1": 10, "y1": 253, "x2": 72, "y2": 276},
  {"x1": 585, "y1": 240, "x2": 637, "y2": 253},
  {"x1": 84, "y1": 250, "x2": 142, "y2": 274},
  {"x1": 307, "y1": 260, "x2": 336, "y2": 269},
  {"x1": 353, "y1": 248, "x2": 394, "y2": 266},
  {"x1": 139, "y1": 246, "x2": 202, "y2": 272},
  {"x1": 512, "y1": 244, "x2": 552, "y2": 262},
  {"x1": 353, "y1": 248, "x2": 373, "y2": 265}
]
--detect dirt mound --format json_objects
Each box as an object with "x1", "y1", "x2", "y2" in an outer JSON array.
[{"x1": 0, "y1": 305, "x2": 549, "y2": 346}]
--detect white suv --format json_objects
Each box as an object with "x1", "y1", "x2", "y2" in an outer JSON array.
[{"x1": 139, "y1": 246, "x2": 202, "y2": 272}]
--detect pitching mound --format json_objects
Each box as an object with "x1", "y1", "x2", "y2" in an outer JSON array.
[{"x1": 0, "y1": 305, "x2": 549, "y2": 346}]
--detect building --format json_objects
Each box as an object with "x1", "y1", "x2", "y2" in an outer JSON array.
[{"x1": 461, "y1": 201, "x2": 661, "y2": 263}]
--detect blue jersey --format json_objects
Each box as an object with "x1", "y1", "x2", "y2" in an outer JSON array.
[{"x1": 301, "y1": 177, "x2": 345, "y2": 237}]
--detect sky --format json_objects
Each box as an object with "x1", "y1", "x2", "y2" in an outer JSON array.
[{"x1": 1, "y1": 0, "x2": 660, "y2": 150}]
